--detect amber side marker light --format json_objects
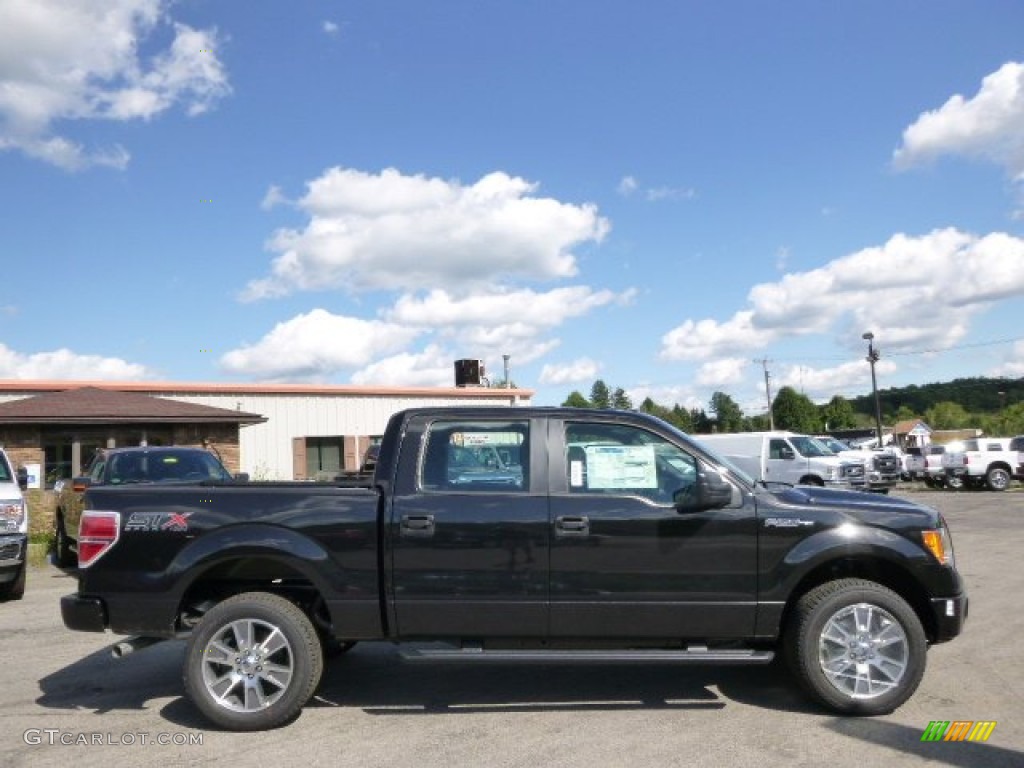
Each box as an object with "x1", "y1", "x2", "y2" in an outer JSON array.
[{"x1": 921, "y1": 529, "x2": 952, "y2": 566}]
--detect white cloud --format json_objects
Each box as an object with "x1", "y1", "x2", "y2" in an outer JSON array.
[
  {"x1": 0, "y1": 344, "x2": 150, "y2": 379},
  {"x1": 219, "y1": 309, "x2": 421, "y2": 380},
  {"x1": 617, "y1": 174, "x2": 695, "y2": 201},
  {"x1": 626, "y1": 383, "x2": 704, "y2": 412},
  {"x1": 774, "y1": 360, "x2": 897, "y2": 403},
  {"x1": 617, "y1": 176, "x2": 638, "y2": 196},
  {"x1": 260, "y1": 184, "x2": 287, "y2": 210},
  {"x1": 660, "y1": 228, "x2": 1024, "y2": 361},
  {"x1": 323, "y1": 20, "x2": 339, "y2": 35},
  {"x1": 988, "y1": 340, "x2": 1024, "y2": 378},
  {"x1": 0, "y1": 0, "x2": 229, "y2": 170},
  {"x1": 539, "y1": 357, "x2": 600, "y2": 385},
  {"x1": 695, "y1": 358, "x2": 749, "y2": 387},
  {"x1": 241, "y1": 167, "x2": 610, "y2": 300},
  {"x1": 894, "y1": 62, "x2": 1024, "y2": 182},
  {"x1": 350, "y1": 345, "x2": 453, "y2": 387}
]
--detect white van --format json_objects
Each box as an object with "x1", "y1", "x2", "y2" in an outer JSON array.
[
  {"x1": 0, "y1": 448, "x2": 28, "y2": 600},
  {"x1": 697, "y1": 431, "x2": 864, "y2": 489}
]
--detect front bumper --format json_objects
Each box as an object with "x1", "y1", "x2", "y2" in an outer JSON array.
[
  {"x1": 929, "y1": 592, "x2": 968, "y2": 644},
  {"x1": 61, "y1": 593, "x2": 108, "y2": 633}
]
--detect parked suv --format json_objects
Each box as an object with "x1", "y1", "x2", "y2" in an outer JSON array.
[
  {"x1": 0, "y1": 448, "x2": 28, "y2": 601},
  {"x1": 1012, "y1": 436, "x2": 1024, "y2": 482}
]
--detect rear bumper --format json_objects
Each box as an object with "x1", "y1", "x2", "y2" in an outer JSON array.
[
  {"x1": 929, "y1": 592, "x2": 968, "y2": 644},
  {"x1": 61, "y1": 593, "x2": 108, "y2": 633}
]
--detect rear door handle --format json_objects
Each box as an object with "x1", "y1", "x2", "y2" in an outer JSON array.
[
  {"x1": 400, "y1": 514, "x2": 435, "y2": 537},
  {"x1": 555, "y1": 515, "x2": 590, "y2": 537}
]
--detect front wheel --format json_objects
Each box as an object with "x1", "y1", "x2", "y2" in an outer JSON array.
[
  {"x1": 785, "y1": 579, "x2": 926, "y2": 715},
  {"x1": 0, "y1": 561, "x2": 26, "y2": 601},
  {"x1": 183, "y1": 592, "x2": 324, "y2": 731},
  {"x1": 986, "y1": 467, "x2": 1011, "y2": 492}
]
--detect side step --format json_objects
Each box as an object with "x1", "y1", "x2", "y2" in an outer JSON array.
[{"x1": 400, "y1": 646, "x2": 774, "y2": 665}]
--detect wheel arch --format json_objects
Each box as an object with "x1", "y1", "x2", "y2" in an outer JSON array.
[{"x1": 779, "y1": 556, "x2": 938, "y2": 643}]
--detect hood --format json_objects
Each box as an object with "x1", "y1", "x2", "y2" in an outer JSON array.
[{"x1": 762, "y1": 484, "x2": 940, "y2": 529}]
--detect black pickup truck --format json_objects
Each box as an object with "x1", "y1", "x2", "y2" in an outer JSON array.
[{"x1": 61, "y1": 407, "x2": 967, "y2": 730}]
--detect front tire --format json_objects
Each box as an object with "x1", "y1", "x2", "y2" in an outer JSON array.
[
  {"x1": 0, "y1": 561, "x2": 26, "y2": 601},
  {"x1": 986, "y1": 467, "x2": 1011, "y2": 492},
  {"x1": 183, "y1": 592, "x2": 324, "y2": 731},
  {"x1": 785, "y1": 579, "x2": 926, "y2": 715}
]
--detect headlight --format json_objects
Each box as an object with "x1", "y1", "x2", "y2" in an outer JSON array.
[
  {"x1": 0, "y1": 499, "x2": 27, "y2": 534},
  {"x1": 921, "y1": 521, "x2": 955, "y2": 567}
]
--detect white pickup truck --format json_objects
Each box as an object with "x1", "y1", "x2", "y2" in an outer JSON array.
[
  {"x1": 816, "y1": 436, "x2": 901, "y2": 493},
  {"x1": 941, "y1": 437, "x2": 1018, "y2": 491}
]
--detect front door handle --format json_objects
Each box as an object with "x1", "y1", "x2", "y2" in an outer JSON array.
[
  {"x1": 400, "y1": 514, "x2": 435, "y2": 537},
  {"x1": 555, "y1": 515, "x2": 590, "y2": 537}
]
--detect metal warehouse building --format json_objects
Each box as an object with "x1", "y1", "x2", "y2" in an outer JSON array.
[{"x1": 0, "y1": 379, "x2": 532, "y2": 484}]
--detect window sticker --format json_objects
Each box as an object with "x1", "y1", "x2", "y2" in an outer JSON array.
[
  {"x1": 584, "y1": 445, "x2": 657, "y2": 489},
  {"x1": 569, "y1": 459, "x2": 584, "y2": 487}
]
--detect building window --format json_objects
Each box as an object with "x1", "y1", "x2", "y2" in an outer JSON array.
[{"x1": 306, "y1": 436, "x2": 344, "y2": 480}]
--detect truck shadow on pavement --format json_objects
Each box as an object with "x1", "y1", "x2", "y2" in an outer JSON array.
[{"x1": 37, "y1": 640, "x2": 815, "y2": 728}]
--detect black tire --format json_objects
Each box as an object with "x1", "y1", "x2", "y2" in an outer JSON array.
[
  {"x1": 54, "y1": 514, "x2": 76, "y2": 568},
  {"x1": 183, "y1": 592, "x2": 323, "y2": 731},
  {"x1": 922, "y1": 476, "x2": 935, "y2": 488},
  {"x1": 0, "y1": 561, "x2": 26, "y2": 601},
  {"x1": 785, "y1": 578, "x2": 927, "y2": 715},
  {"x1": 945, "y1": 475, "x2": 964, "y2": 491},
  {"x1": 986, "y1": 467, "x2": 1011, "y2": 492}
]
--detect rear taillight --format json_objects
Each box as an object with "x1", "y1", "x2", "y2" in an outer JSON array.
[{"x1": 78, "y1": 510, "x2": 120, "y2": 567}]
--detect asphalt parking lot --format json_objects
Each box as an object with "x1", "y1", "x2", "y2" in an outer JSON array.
[{"x1": 1, "y1": 487, "x2": 1021, "y2": 768}]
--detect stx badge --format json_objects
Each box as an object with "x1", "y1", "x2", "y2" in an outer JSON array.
[{"x1": 125, "y1": 511, "x2": 193, "y2": 532}]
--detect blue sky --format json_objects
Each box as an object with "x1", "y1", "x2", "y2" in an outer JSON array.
[{"x1": 2, "y1": 1, "x2": 1023, "y2": 413}]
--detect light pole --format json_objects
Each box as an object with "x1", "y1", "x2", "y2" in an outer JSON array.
[{"x1": 863, "y1": 332, "x2": 884, "y2": 448}]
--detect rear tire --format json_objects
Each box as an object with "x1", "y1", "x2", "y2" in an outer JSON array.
[
  {"x1": 785, "y1": 579, "x2": 926, "y2": 715},
  {"x1": 183, "y1": 592, "x2": 323, "y2": 731},
  {"x1": 54, "y1": 515, "x2": 76, "y2": 568}
]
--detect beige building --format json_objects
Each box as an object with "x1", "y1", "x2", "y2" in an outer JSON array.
[{"x1": 0, "y1": 380, "x2": 533, "y2": 483}]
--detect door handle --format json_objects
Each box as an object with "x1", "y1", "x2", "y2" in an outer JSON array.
[
  {"x1": 555, "y1": 515, "x2": 590, "y2": 537},
  {"x1": 400, "y1": 514, "x2": 435, "y2": 537}
]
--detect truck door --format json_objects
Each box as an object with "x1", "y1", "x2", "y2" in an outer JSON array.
[
  {"x1": 764, "y1": 437, "x2": 799, "y2": 484},
  {"x1": 388, "y1": 416, "x2": 549, "y2": 637},
  {"x1": 549, "y1": 419, "x2": 757, "y2": 639}
]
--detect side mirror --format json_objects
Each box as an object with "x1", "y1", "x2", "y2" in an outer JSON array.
[
  {"x1": 71, "y1": 476, "x2": 91, "y2": 493},
  {"x1": 16, "y1": 467, "x2": 28, "y2": 490},
  {"x1": 674, "y1": 468, "x2": 734, "y2": 512}
]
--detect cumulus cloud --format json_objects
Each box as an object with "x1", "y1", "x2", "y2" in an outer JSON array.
[
  {"x1": 0, "y1": 344, "x2": 151, "y2": 379},
  {"x1": 695, "y1": 358, "x2": 749, "y2": 387},
  {"x1": 0, "y1": 0, "x2": 229, "y2": 170},
  {"x1": 241, "y1": 167, "x2": 610, "y2": 299},
  {"x1": 894, "y1": 62, "x2": 1024, "y2": 182},
  {"x1": 539, "y1": 357, "x2": 601, "y2": 385},
  {"x1": 350, "y1": 345, "x2": 453, "y2": 387},
  {"x1": 661, "y1": 228, "x2": 1024, "y2": 361},
  {"x1": 988, "y1": 340, "x2": 1024, "y2": 378},
  {"x1": 219, "y1": 309, "x2": 421, "y2": 380}
]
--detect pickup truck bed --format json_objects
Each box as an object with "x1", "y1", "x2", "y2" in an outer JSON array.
[{"x1": 62, "y1": 407, "x2": 967, "y2": 731}]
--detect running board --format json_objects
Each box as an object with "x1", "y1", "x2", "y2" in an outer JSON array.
[{"x1": 400, "y1": 646, "x2": 774, "y2": 665}]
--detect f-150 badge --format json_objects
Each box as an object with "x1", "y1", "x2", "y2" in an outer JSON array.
[
  {"x1": 763, "y1": 517, "x2": 815, "y2": 528},
  {"x1": 125, "y1": 511, "x2": 193, "y2": 532}
]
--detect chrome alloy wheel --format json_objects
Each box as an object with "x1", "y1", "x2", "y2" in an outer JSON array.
[
  {"x1": 200, "y1": 618, "x2": 295, "y2": 712},
  {"x1": 817, "y1": 602, "x2": 909, "y2": 699}
]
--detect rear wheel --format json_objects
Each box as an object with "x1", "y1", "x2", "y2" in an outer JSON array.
[
  {"x1": 54, "y1": 514, "x2": 76, "y2": 568},
  {"x1": 786, "y1": 579, "x2": 926, "y2": 715},
  {"x1": 183, "y1": 592, "x2": 323, "y2": 731},
  {"x1": 986, "y1": 467, "x2": 1011, "y2": 492}
]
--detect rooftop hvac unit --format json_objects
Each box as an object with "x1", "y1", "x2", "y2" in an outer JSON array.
[{"x1": 454, "y1": 359, "x2": 483, "y2": 387}]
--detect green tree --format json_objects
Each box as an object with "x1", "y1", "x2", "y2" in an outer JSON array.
[
  {"x1": 709, "y1": 391, "x2": 744, "y2": 433},
  {"x1": 669, "y1": 404, "x2": 695, "y2": 432},
  {"x1": 773, "y1": 386, "x2": 821, "y2": 433},
  {"x1": 924, "y1": 401, "x2": 971, "y2": 429},
  {"x1": 611, "y1": 387, "x2": 633, "y2": 410},
  {"x1": 590, "y1": 380, "x2": 611, "y2": 409},
  {"x1": 690, "y1": 408, "x2": 713, "y2": 434},
  {"x1": 562, "y1": 391, "x2": 591, "y2": 408},
  {"x1": 820, "y1": 395, "x2": 857, "y2": 431}
]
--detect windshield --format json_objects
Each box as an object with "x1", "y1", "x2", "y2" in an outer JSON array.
[
  {"x1": 790, "y1": 436, "x2": 833, "y2": 458},
  {"x1": 0, "y1": 452, "x2": 12, "y2": 483},
  {"x1": 106, "y1": 449, "x2": 232, "y2": 484},
  {"x1": 818, "y1": 437, "x2": 848, "y2": 453}
]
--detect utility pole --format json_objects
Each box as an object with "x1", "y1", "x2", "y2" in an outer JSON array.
[
  {"x1": 754, "y1": 358, "x2": 775, "y2": 430},
  {"x1": 863, "y1": 332, "x2": 884, "y2": 448}
]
